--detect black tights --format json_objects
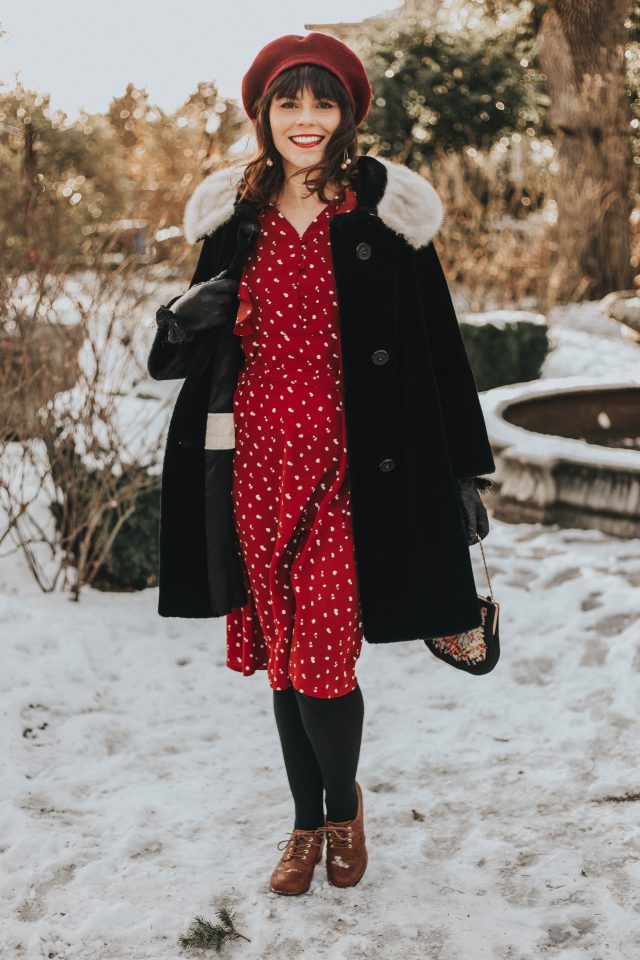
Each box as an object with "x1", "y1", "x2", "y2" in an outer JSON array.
[{"x1": 272, "y1": 683, "x2": 365, "y2": 830}]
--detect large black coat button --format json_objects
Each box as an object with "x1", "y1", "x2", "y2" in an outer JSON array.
[
  {"x1": 371, "y1": 349, "x2": 389, "y2": 365},
  {"x1": 356, "y1": 242, "x2": 371, "y2": 260},
  {"x1": 378, "y1": 457, "x2": 395, "y2": 472}
]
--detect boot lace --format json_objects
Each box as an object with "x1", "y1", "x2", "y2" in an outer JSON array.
[
  {"x1": 323, "y1": 823, "x2": 353, "y2": 850},
  {"x1": 277, "y1": 828, "x2": 322, "y2": 862}
]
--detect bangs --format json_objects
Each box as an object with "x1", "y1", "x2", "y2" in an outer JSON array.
[{"x1": 267, "y1": 64, "x2": 351, "y2": 107}]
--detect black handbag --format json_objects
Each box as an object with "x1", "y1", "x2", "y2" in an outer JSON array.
[{"x1": 424, "y1": 533, "x2": 500, "y2": 674}]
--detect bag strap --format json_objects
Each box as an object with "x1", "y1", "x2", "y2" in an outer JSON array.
[{"x1": 475, "y1": 533, "x2": 494, "y2": 599}]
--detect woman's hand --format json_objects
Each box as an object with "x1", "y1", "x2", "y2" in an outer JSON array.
[
  {"x1": 160, "y1": 272, "x2": 239, "y2": 343},
  {"x1": 456, "y1": 477, "x2": 492, "y2": 544}
]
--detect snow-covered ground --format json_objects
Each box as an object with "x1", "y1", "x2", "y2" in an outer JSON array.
[{"x1": 1, "y1": 300, "x2": 640, "y2": 960}]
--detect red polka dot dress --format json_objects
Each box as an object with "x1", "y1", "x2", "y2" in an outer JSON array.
[{"x1": 225, "y1": 184, "x2": 364, "y2": 699}]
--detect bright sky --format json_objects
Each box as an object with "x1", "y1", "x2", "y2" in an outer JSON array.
[{"x1": 0, "y1": 1, "x2": 393, "y2": 121}]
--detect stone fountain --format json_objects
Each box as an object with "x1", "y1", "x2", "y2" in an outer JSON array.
[{"x1": 481, "y1": 376, "x2": 640, "y2": 539}]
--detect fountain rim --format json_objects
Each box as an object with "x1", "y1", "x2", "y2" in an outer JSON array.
[{"x1": 481, "y1": 375, "x2": 640, "y2": 471}]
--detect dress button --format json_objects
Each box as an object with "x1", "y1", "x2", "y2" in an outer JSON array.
[
  {"x1": 371, "y1": 349, "x2": 389, "y2": 365},
  {"x1": 355, "y1": 242, "x2": 371, "y2": 260},
  {"x1": 378, "y1": 457, "x2": 395, "y2": 472}
]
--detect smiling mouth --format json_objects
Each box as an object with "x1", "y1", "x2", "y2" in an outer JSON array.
[{"x1": 289, "y1": 135, "x2": 325, "y2": 147}]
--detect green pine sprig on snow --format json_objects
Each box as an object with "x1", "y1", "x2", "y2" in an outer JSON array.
[{"x1": 178, "y1": 905, "x2": 251, "y2": 952}]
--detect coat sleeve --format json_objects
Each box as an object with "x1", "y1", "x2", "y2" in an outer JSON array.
[
  {"x1": 146, "y1": 232, "x2": 219, "y2": 381},
  {"x1": 414, "y1": 240, "x2": 496, "y2": 480}
]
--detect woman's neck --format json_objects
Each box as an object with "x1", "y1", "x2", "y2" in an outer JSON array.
[{"x1": 273, "y1": 165, "x2": 343, "y2": 208}]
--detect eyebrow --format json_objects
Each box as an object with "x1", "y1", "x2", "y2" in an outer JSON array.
[{"x1": 275, "y1": 94, "x2": 336, "y2": 102}]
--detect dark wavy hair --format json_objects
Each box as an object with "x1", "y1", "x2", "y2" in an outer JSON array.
[{"x1": 236, "y1": 63, "x2": 360, "y2": 207}]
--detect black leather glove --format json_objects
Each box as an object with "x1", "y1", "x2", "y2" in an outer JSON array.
[
  {"x1": 157, "y1": 272, "x2": 239, "y2": 344},
  {"x1": 456, "y1": 476, "x2": 492, "y2": 545}
]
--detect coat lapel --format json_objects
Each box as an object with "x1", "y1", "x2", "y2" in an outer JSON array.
[{"x1": 183, "y1": 154, "x2": 444, "y2": 249}]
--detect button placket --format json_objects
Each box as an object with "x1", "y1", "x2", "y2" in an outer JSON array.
[{"x1": 296, "y1": 235, "x2": 306, "y2": 331}]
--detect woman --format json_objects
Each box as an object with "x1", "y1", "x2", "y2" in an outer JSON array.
[{"x1": 148, "y1": 32, "x2": 494, "y2": 896}]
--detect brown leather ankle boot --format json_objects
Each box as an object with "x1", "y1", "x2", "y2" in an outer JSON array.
[
  {"x1": 324, "y1": 781, "x2": 368, "y2": 887},
  {"x1": 269, "y1": 826, "x2": 325, "y2": 895}
]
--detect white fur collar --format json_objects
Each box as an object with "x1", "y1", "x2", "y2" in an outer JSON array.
[
  {"x1": 374, "y1": 156, "x2": 444, "y2": 250},
  {"x1": 183, "y1": 155, "x2": 444, "y2": 249}
]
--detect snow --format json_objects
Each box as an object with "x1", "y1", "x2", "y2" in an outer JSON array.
[
  {"x1": 2, "y1": 298, "x2": 640, "y2": 959},
  {"x1": 463, "y1": 309, "x2": 547, "y2": 330}
]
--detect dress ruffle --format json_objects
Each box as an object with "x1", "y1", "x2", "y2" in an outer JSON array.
[
  {"x1": 233, "y1": 275, "x2": 260, "y2": 361},
  {"x1": 233, "y1": 275, "x2": 255, "y2": 335}
]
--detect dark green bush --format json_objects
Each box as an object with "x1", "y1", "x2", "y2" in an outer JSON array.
[
  {"x1": 460, "y1": 310, "x2": 550, "y2": 391},
  {"x1": 92, "y1": 479, "x2": 160, "y2": 591},
  {"x1": 48, "y1": 429, "x2": 160, "y2": 592}
]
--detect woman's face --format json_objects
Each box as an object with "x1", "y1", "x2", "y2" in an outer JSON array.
[{"x1": 268, "y1": 84, "x2": 341, "y2": 174}]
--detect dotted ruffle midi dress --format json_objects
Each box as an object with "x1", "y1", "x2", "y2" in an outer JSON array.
[{"x1": 225, "y1": 184, "x2": 364, "y2": 699}]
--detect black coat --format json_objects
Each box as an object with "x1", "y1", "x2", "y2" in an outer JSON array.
[{"x1": 147, "y1": 154, "x2": 496, "y2": 642}]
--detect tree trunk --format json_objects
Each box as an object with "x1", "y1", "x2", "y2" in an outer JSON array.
[{"x1": 536, "y1": 0, "x2": 632, "y2": 302}]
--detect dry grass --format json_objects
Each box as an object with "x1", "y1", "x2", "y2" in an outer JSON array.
[{"x1": 424, "y1": 142, "x2": 557, "y2": 313}]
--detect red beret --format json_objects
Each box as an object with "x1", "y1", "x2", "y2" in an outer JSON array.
[{"x1": 241, "y1": 32, "x2": 372, "y2": 128}]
